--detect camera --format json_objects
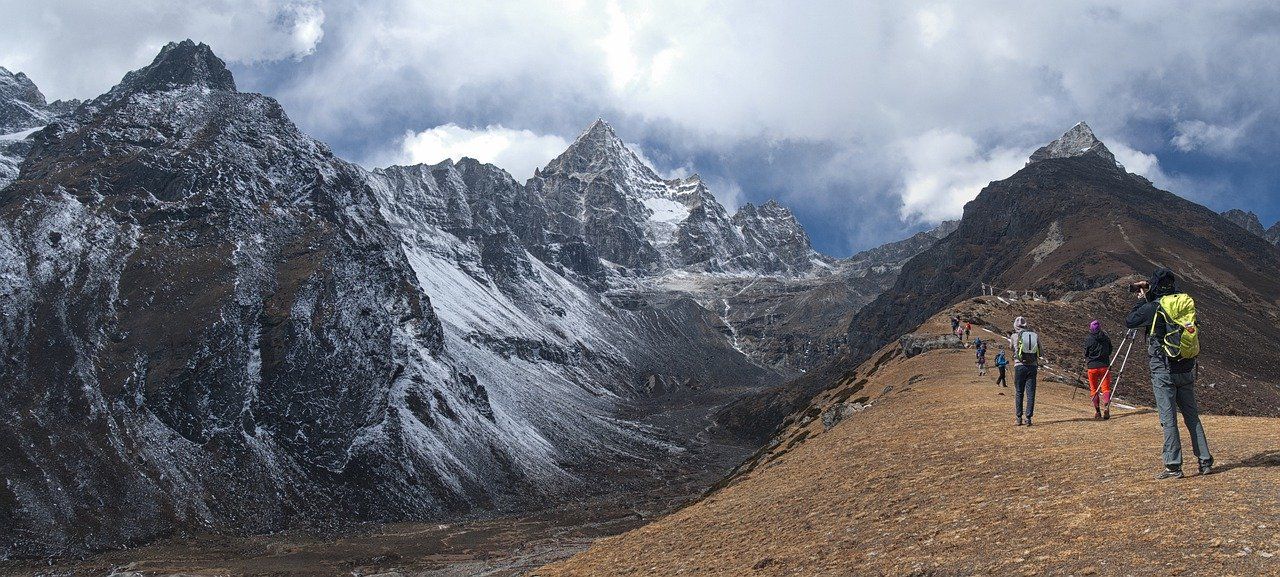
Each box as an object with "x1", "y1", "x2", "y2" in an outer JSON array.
[{"x1": 1128, "y1": 280, "x2": 1150, "y2": 293}]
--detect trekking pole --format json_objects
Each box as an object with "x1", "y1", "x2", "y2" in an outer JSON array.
[
  {"x1": 1105, "y1": 330, "x2": 1138, "y2": 408},
  {"x1": 1079, "y1": 330, "x2": 1130, "y2": 402}
]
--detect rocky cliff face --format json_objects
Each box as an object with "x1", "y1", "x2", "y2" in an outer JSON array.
[
  {"x1": 1221, "y1": 208, "x2": 1280, "y2": 247},
  {"x1": 1220, "y1": 208, "x2": 1266, "y2": 237},
  {"x1": 0, "y1": 67, "x2": 79, "y2": 188},
  {"x1": 0, "y1": 41, "x2": 784, "y2": 558}
]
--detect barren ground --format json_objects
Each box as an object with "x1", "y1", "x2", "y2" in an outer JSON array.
[{"x1": 537, "y1": 312, "x2": 1280, "y2": 576}]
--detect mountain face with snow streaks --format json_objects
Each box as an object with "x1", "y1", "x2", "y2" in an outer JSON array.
[
  {"x1": 526, "y1": 120, "x2": 832, "y2": 277},
  {"x1": 0, "y1": 41, "x2": 961, "y2": 559},
  {"x1": 0, "y1": 41, "x2": 789, "y2": 558},
  {"x1": 1, "y1": 67, "x2": 80, "y2": 188}
]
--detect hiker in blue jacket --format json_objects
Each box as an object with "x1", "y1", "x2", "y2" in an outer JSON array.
[{"x1": 994, "y1": 345, "x2": 1008, "y2": 387}]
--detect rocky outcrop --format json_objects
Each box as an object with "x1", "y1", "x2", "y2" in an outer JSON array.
[
  {"x1": 1221, "y1": 208, "x2": 1280, "y2": 247},
  {"x1": 1221, "y1": 209, "x2": 1266, "y2": 237},
  {"x1": 898, "y1": 333, "x2": 964, "y2": 358},
  {"x1": 1, "y1": 66, "x2": 79, "y2": 188}
]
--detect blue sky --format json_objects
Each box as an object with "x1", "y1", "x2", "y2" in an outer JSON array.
[{"x1": 3, "y1": 1, "x2": 1278, "y2": 255}]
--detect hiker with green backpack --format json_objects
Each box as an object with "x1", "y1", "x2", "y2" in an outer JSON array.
[{"x1": 1125, "y1": 267, "x2": 1212, "y2": 479}]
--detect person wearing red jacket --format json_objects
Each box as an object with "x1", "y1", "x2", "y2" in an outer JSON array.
[{"x1": 1083, "y1": 320, "x2": 1114, "y2": 420}]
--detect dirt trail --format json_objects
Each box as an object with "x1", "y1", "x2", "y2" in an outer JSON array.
[{"x1": 536, "y1": 315, "x2": 1280, "y2": 576}]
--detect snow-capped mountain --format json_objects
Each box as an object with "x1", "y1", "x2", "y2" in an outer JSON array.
[
  {"x1": 527, "y1": 120, "x2": 828, "y2": 277},
  {"x1": 0, "y1": 40, "x2": 961, "y2": 560},
  {"x1": 0, "y1": 41, "x2": 782, "y2": 558}
]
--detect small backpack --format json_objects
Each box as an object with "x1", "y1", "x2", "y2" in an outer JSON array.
[
  {"x1": 1152, "y1": 293, "x2": 1200, "y2": 360},
  {"x1": 1016, "y1": 331, "x2": 1039, "y2": 365}
]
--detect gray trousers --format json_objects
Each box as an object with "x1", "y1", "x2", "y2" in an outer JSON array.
[{"x1": 1152, "y1": 371, "x2": 1212, "y2": 469}]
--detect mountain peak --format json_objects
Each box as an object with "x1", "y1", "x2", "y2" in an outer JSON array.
[
  {"x1": 0, "y1": 67, "x2": 47, "y2": 108},
  {"x1": 1028, "y1": 121, "x2": 1118, "y2": 167},
  {"x1": 115, "y1": 40, "x2": 237, "y2": 95},
  {"x1": 1, "y1": 66, "x2": 55, "y2": 133},
  {"x1": 541, "y1": 118, "x2": 657, "y2": 180},
  {"x1": 1221, "y1": 208, "x2": 1267, "y2": 237},
  {"x1": 585, "y1": 118, "x2": 616, "y2": 138}
]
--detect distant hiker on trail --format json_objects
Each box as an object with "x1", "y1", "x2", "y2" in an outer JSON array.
[
  {"x1": 955, "y1": 324, "x2": 965, "y2": 342},
  {"x1": 975, "y1": 338, "x2": 987, "y2": 376},
  {"x1": 965, "y1": 322, "x2": 972, "y2": 342},
  {"x1": 951, "y1": 315, "x2": 961, "y2": 335},
  {"x1": 1012, "y1": 316, "x2": 1040, "y2": 426},
  {"x1": 1084, "y1": 320, "x2": 1114, "y2": 420},
  {"x1": 1126, "y1": 268, "x2": 1212, "y2": 479},
  {"x1": 994, "y1": 345, "x2": 1008, "y2": 387}
]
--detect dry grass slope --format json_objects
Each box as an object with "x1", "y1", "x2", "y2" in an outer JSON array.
[{"x1": 536, "y1": 308, "x2": 1280, "y2": 576}]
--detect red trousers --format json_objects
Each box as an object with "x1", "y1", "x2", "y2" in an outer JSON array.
[{"x1": 1087, "y1": 367, "x2": 1113, "y2": 407}]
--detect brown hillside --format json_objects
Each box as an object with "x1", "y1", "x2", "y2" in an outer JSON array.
[
  {"x1": 537, "y1": 301, "x2": 1280, "y2": 576},
  {"x1": 721, "y1": 149, "x2": 1280, "y2": 443}
]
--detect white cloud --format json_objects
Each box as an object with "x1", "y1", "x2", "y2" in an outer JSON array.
[
  {"x1": 1110, "y1": 141, "x2": 1167, "y2": 184},
  {"x1": 897, "y1": 130, "x2": 1029, "y2": 223},
  {"x1": 704, "y1": 177, "x2": 745, "y2": 211},
  {"x1": 398, "y1": 124, "x2": 569, "y2": 180},
  {"x1": 0, "y1": 1, "x2": 327, "y2": 99},
  {"x1": 1171, "y1": 119, "x2": 1249, "y2": 154}
]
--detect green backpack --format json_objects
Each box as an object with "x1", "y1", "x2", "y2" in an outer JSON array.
[{"x1": 1151, "y1": 293, "x2": 1200, "y2": 360}]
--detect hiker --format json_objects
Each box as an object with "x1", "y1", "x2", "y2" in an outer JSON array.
[
  {"x1": 955, "y1": 324, "x2": 964, "y2": 342},
  {"x1": 975, "y1": 338, "x2": 987, "y2": 376},
  {"x1": 994, "y1": 345, "x2": 1008, "y2": 387},
  {"x1": 1125, "y1": 268, "x2": 1212, "y2": 479},
  {"x1": 1083, "y1": 319, "x2": 1114, "y2": 420},
  {"x1": 1012, "y1": 316, "x2": 1040, "y2": 426},
  {"x1": 951, "y1": 315, "x2": 961, "y2": 335},
  {"x1": 965, "y1": 321, "x2": 972, "y2": 342}
]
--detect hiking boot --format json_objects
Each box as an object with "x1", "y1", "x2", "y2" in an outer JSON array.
[
  {"x1": 1156, "y1": 468, "x2": 1184, "y2": 480},
  {"x1": 1025, "y1": 418, "x2": 1033, "y2": 427},
  {"x1": 1103, "y1": 408, "x2": 1111, "y2": 420},
  {"x1": 1199, "y1": 462, "x2": 1213, "y2": 476},
  {"x1": 1094, "y1": 408, "x2": 1102, "y2": 420},
  {"x1": 1016, "y1": 418, "x2": 1023, "y2": 426}
]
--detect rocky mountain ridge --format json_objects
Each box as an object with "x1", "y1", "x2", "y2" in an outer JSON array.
[
  {"x1": 526, "y1": 119, "x2": 835, "y2": 278},
  {"x1": 0, "y1": 66, "x2": 79, "y2": 188}
]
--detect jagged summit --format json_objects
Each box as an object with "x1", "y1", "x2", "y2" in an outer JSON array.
[
  {"x1": 0, "y1": 67, "x2": 46, "y2": 108},
  {"x1": 1028, "y1": 121, "x2": 1118, "y2": 167},
  {"x1": 1, "y1": 67, "x2": 52, "y2": 134},
  {"x1": 542, "y1": 117, "x2": 658, "y2": 181},
  {"x1": 1221, "y1": 208, "x2": 1266, "y2": 237},
  {"x1": 112, "y1": 40, "x2": 237, "y2": 96}
]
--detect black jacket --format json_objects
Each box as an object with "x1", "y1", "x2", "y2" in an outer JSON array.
[
  {"x1": 1083, "y1": 331, "x2": 1113, "y2": 369},
  {"x1": 1125, "y1": 272, "x2": 1196, "y2": 375}
]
